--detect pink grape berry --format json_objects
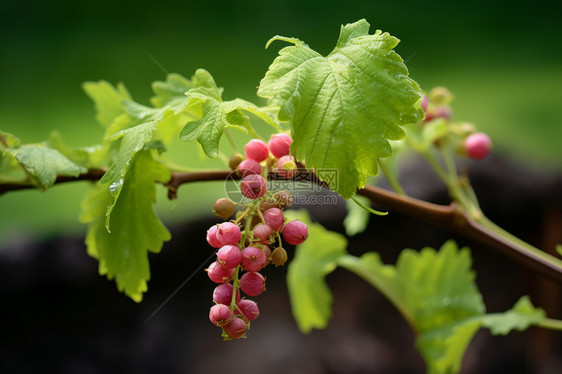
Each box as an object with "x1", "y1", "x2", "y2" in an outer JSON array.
[
  {"x1": 237, "y1": 299, "x2": 259, "y2": 321},
  {"x1": 253, "y1": 224, "x2": 274, "y2": 245},
  {"x1": 207, "y1": 261, "x2": 235, "y2": 283},
  {"x1": 216, "y1": 222, "x2": 242, "y2": 245},
  {"x1": 206, "y1": 225, "x2": 222, "y2": 248},
  {"x1": 241, "y1": 246, "x2": 267, "y2": 272},
  {"x1": 268, "y1": 133, "x2": 293, "y2": 158},
  {"x1": 283, "y1": 220, "x2": 308, "y2": 245},
  {"x1": 435, "y1": 106, "x2": 451, "y2": 120},
  {"x1": 239, "y1": 271, "x2": 266, "y2": 297},
  {"x1": 263, "y1": 208, "x2": 284, "y2": 232},
  {"x1": 223, "y1": 317, "x2": 247, "y2": 339},
  {"x1": 245, "y1": 139, "x2": 269, "y2": 162},
  {"x1": 216, "y1": 245, "x2": 242, "y2": 269},
  {"x1": 240, "y1": 174, "x2": 267, "y2": 200},
  {"x1": 421, "y1": 95, "x2": 429, "y2": 113},
  {"x1": 240, "y1": 271, "x2": 265, "y2": 296},
  {"x1": 465, "y1": 132, "x2": 492, "y2": 160},
  {"x1": 213, "y1": 283, "x2": 241, "y2": 305},
  {"x1": 263, "y1": 246, "x2": 272, "y2": 266},
  {"x1": 209, "y1": 303, "x2": 233, "y2": 326},
  {"x1": 277, "y1": 155, "x2": 296, "y2": 179},
  {"x1": 237, "y1": 159, "x2": 262, "y2": 177}
]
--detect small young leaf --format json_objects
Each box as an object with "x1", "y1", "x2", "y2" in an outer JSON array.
[
  {"x1": 180, "y1": 95, "x2": 229, "y2": 158},
  {"x1": 0, "y1": 130, "x2": 21, "y2": 148},
  {"x1": 100, "y1": 122, "x2": 162, "y2": 230},
  {"x1": 179, "y1": 70, "x2": 277, "y2": 157},
  {"x1": 101, "y1": 123, "x2": 156, "y2": 191},
  {"x1": 80, "y1": 151, "x2": 171, "y2": 302},
  {"x1": 151, "y1": 73, "x2": 194, "y2": 108},
  {"x1": 222, "y1": 98, "x2": 280, "y2": 132},
  {"x1": 258, "y1": 19, "x2": 424, "y2": 198},
  {"x1": 9, "y1": 145, "x2": 87, "y2": 189},
  {"x1": 481, "y1": 296, "x2": 545, "y2": 335},
  {"x1": 285, "y1": 210, "x2": 347, "y2": 333},
  {"x1": 47, "y1": 131, "x2": 108, "y2": 169},
  {"x1": 82, "y1": 81, "x2": 131, "y2": 127}
]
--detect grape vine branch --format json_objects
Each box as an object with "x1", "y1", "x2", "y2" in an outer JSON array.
[{"x1": 2, "y1": 167, "x2": 561, "y2": 283}]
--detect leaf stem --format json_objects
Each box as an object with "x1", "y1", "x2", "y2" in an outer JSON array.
[
  {"x1": 235, "y1": 207, "x2": 252, "y2": 224},
  {"x1": 224, "y1": 130, "x2": 239, "y2": 153},
  {"x1": 378, "y1": 158, "x2": 405, "y2": 195},
  {"x1": 230, "y1": 265, "x2": 241, "y2": 312},
  {"x1": 537, "y1": 318, "x2": 562, "y2": 331},
  {"x1": 337, "y1": 255, "x2": 415, "y2": 328},
  {"x1": 420, "y1": 150, "x2": 450, "y2": 188},
  {"x1": 350, "y1": 195, "x2": 388, "y2": 216}
]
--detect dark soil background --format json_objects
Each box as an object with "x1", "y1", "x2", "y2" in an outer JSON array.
[{"x1": 1, "y1": 155, "x2": 561, "y2": 374}]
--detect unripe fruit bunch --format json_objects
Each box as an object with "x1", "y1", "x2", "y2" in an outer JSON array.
[{"x1": 205, "y1": 135, "x2": 309, "y2": 340}]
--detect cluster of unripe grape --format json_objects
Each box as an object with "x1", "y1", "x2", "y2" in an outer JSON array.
[
  {"x1": 421, "y1": 87, "x2": 492, "y2": 160},
  {"x1": 206, "y1": 134, "x2": 309, "y2": 339}
]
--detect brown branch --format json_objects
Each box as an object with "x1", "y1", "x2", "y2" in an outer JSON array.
[
  {"x1": 0, "y1": 169, "x2": 106, "y2": 195},
  {"x1": 164, "y1": 170, "x2": 232, "y2": 200},
  {"x1": 1, "y1": 167, "x2": 562, "y2": 282},
  {"x1": 357, "y1": 185, "x2": 562, "y2": 283}
]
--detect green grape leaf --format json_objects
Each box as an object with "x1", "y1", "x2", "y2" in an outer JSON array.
[
  {"x1": 343, "y1": 195, "x2": 370, "y2": 236},
  {"x1": 80, "y1": 151, "x2": 171, "y2": 302},
  {"x1": 47, "y1": 130, "x2": 108, "y2": 169},
  {"x1": 179, "y1": 69, "x2": 277, "y2": 157},
  {"x1": 0, "y1": 130, "x2": 21, "y2": 149},
  {"x1": 8, "y1": 145, "x2": 87, "y2": 189},
  {"x1": 339, "y1": 241, "x2": 483, "y2": 373},
  {"x1": 188, "y1": 68, "x2": 223, "y2": 100},
  {"x1": 222, "y1": 98, "x2": 280, "y2": 132},
  {"x1": 340, "y1": 241, "x2": 485, "y2": 330},
  {"x1": 100, "y1": 122, "x2": 159, "y2": 230},
  {"x1": 151, "y1": 73, "x2": 194, "y2": 108},
  {"x1": 100, "y1": 122, "x2": 156, "y2": 186},
  {"x1": 0, "y1": 131, "x2": 23, "y2": 182},
  {"x1": 115, "y1": 94, "x2": 201, "y2": 145},
  {"x1": 82, "y1": 80, "x2": 131, "y2": 127},
  {"x1": 85, "y1": 74, "x2": 196, "y2": 141},
  {"x1": 416, "y1": 318, "x2": 482, "y2": 374},
  {"x1": 482, "y1": 296, "x2": 545, "y2": 335},
  {"x1": 258, "y1": 19, "x2": 424, "y2": 198},
  {"x1": 285, "y1": 210, "x2": 347, "y2": 333},
  {"x1": 393, "y1": 241, "x2": 485, "y2": 331},
  {"x1": 179, "y1": 95, "x2": 231, "y2": 158},
  {"x1": 417, "y1": 296, "x2": 546, "y2": 374},
  {"x1": 338, "y1": 240, "x2": 548, "y2": 374}
]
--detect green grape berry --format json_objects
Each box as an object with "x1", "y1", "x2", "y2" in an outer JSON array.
[{"x1": 213, "y1": 198, "x2": 235, "y2": 219}]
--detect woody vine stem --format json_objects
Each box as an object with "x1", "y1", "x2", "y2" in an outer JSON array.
[{"x1": 2, "y1": 166, "x2": 561, "y2": 283}]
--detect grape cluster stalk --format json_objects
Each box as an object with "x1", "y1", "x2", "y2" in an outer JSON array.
[{"x1": 206, "y1": 134, "x2": 309, "y2": 339}]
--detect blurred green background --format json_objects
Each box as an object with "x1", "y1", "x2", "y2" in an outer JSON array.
[{"x1": 1, "y1": 0, "x2": 561, "y2": 239}]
